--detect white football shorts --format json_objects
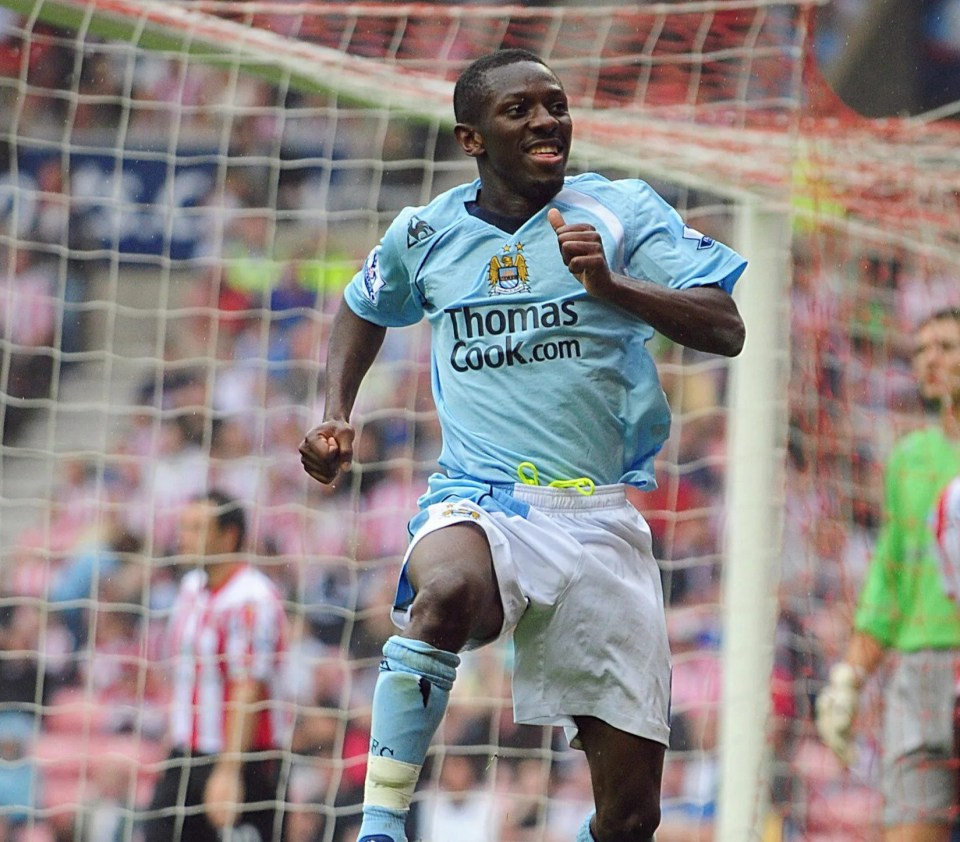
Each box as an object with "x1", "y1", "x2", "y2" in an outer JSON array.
[{"x1": 391, "y1": 482, "x2": 672, "y2": 748}]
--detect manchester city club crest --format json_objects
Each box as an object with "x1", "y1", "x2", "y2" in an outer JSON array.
[{"x1": 488, "y1": 242, "x2": 531, "y2": 296}]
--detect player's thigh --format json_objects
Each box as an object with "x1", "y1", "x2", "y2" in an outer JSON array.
[
  {"x1": 404, "y1": 521, "x2": 503, "y2": 643},
  {"x1": 574, "y1": 715, "x2": 665, "y2": 821}
]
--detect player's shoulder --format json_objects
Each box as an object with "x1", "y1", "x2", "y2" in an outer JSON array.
[
  {"x1": 888, "y1": 425, "x2": 953, "y2": 466},
  {"x1": 384, "y1": 180, "x2": 478, "y2": 252},
  {"x1": 557, "y1": 172, "x2": 669, "y2": 223},
  {"x1": 562, "y1": 171, "x2": 656, "y2": 197},
  {"x1": 220, "y1": 563, "x2": 283, "y2": 605}
]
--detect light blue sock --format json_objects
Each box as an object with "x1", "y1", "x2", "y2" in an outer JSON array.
[
  {"x1": 358, "y1": 636, "x2": 460, "y2": 842},
  {"x1": 576, "y1": 813, "x2": 596, "y2": 842}
]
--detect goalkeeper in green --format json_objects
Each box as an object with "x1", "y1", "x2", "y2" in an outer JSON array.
[{"x1": 816, "y1": 307, "x2": 960, "y2": 842}]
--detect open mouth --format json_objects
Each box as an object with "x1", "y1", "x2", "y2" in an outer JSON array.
[{"x1": 525, "y1": 140, "x2": 564, "y2": 161}]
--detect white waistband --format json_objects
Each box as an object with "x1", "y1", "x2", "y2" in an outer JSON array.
[{"x1": 511, "y1": 482, "x2": 628, "y2": 511}]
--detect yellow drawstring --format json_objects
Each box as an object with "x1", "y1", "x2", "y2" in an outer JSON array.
[{"x1": 516, "y1": 461, "x2": 595, "y2": 496}]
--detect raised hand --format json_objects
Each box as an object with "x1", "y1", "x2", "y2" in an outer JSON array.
[
  {"x1": 547, "y1": 207, "x2": 613, "y2": 295},
  {"x1": 299, "y1": 420, "x2": 355, "y2": 484}
]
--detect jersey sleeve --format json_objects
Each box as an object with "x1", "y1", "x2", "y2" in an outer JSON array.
[
  {"x1": 854, "y1": 449, "x2": 906, "y2": 646},
  {"x1": 343, "y1": 209, "x2": 425, "y2": 327},
  {"x1": 623, "y1": 181, "x2": 747, "y2": 293},
  {"x1": 224, "y1": 595, "x2": 286, "y2": 683}
]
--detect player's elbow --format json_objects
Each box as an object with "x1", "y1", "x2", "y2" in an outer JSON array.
[
  {"x1": 692, "y1": 289, "x2": 745, "y2": 357},
  {"x1": 715, "y1": 318, "x2": 745, "y2": 357},
  {"x1": 690, "y1": 319, "x2": 744, "y2": 357}
]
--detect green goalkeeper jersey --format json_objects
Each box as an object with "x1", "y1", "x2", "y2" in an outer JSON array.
[{"x1": 855, "y1": 426, "x2": 960, "y2": 650}]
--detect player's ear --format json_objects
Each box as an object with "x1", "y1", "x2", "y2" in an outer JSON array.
[{"x1": 454, "y1": 123, "x2": 484, "y2": 158}]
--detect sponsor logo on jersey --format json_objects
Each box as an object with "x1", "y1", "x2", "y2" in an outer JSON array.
[
  {"x1": 488, "y1": 242, "x2": 531, "y2": 295},
  {"x1": 682, "y1": 225, "x2": 715, "y2": 250},
  {"x1": 444, "y1": 299, "x2": 582, "y2": 372},
  {"x1": 361, "y1": 245, "x2": 385, "y2": 304},
  {"x1": 406, "y1": 215, "x2": 436, "y2": 248}
]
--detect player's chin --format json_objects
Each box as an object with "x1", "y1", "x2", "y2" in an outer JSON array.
[
  {"x1": 918, "y1": 380, "x2": 947, "y2": 402},
  {"x1": 523, "y1": 172, "x2": 565, "y2": 204}
]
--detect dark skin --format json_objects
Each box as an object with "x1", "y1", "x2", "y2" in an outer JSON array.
[{"x1": 301, "y1": 59, "x2": 744, "y2": 842}]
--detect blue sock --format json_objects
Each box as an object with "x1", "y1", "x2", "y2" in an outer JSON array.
[
  {"x1": 576, "y1": 813, "x2": 596, "y2": 842},
  {"x1": 358, "y1": 636, "x2": 460, "y2": 842}
]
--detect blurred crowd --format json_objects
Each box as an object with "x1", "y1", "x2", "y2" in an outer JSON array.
[{"x1": 0, "y1": 3, "x2": 959, "y2": 842}]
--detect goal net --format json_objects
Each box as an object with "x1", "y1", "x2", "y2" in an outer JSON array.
[{"x1": 0, "y1": 2, "x2": 958, "y2": 841}]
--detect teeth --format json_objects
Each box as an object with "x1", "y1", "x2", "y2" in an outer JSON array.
[{"x1": 529, "y1": 144, "x2": 558, "y2": 155}]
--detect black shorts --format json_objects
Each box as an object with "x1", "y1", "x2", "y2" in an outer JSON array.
[{"x1": 142, "y1": 749, "x2": 286, "y2": 842}]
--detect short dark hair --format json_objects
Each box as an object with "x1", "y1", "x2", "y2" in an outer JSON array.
[
  {"x1": 198, "y1": 488, "x2": 247, "y2": 553},
  {"x1": 453, "y1": 49, "x2": 551, "y2": 124},
  {"x1": 920, "y1": 307, "x2": 960, "y2": 329}
]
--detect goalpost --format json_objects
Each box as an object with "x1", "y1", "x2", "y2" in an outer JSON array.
[{"x1": 1, "y1": 2, "x2": 958, "y2": 841}]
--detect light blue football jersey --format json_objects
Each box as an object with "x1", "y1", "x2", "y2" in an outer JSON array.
[{"x1": 344, "y1": 172, "x2": 746, "y2": 493}]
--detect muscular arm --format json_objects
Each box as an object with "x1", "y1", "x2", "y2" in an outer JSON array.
[
  {"x1": 323, "y1": 299, "x2": 388, "y2": 422},
  {"x1": 588, "y1": 276, "x2": 743, "y2": 356},
  {"x1": 300, "y1": 300, "x2": 387, "y2": 483},
  {"x1": 548, "y1": 208, "x2": 745, "y2": 357}
]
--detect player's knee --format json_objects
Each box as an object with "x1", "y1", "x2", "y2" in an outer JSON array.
[
  {"x1": 405, "y1": 525, "x2": 503, "y2": 649},
  {"x1": 408, "y1": 570, "x2": 487, "y2": 650},
  {"x1": 593, "y1": 798, "x2": 660, "y2": 842}
]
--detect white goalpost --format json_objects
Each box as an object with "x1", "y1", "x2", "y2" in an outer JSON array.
[{"x1": 2, "y1": 3, "x2": 959, "y2": 842}]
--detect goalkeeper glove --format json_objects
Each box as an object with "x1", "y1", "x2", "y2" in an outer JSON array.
[{"x1": 815, "y1": 661, "x2": 861, "y2": 766}]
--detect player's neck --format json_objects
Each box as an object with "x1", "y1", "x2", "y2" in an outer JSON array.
[
  {"x1": 474, "y1": 182, "x2": 556, "y2": 220},
  {"x1": 943, "y1": 415, "x2": 960, "y2": 441},
  {"x1": 206, "y1": 559, "x2": 244, "y2": 591},
  {"x1": 939, "y1": 392, "x2": 960, "y2": 440}
]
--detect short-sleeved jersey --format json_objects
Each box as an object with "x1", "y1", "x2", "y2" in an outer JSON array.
[
  {"x1": 167, "y1": 564, "x2": 289, "y2": 755},
  {"x1": 344, "y1": 173, "x2": 747, "y2": 491},
  {"x1": 854, "y1": 427, "x2": 960, "y2": 650}
]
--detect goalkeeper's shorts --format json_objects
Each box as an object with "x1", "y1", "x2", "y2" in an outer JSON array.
[
  {"x1": 392, "y1": 481, "x2": 672, "y2": 749},
  {"x1": 882, "y1": 649, "x2": 960, "y2": 826}
]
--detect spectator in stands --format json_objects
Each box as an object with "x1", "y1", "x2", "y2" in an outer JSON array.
[
  {"x1": 767, "y1": 596, "x2": 827, "y2": 839},
  {"x1": 142, "y1": 489, "x2": 290, "y2": 842},
  {"x1": 415, "y1": 751, "x2": 497, "y2": 842},
  {"x1": 0, "y1": 245, "x2": 57, "y2": 443},
  {"x1": 816, "y1": 307, "x2": 960, "y2": 842},
  {"x1": 128, "y1": 417, "x2": 208, "y2": 556},
  {"x1": 0, "y1": 602, "x2": 68, "y2": 717},
  {"x1": 0, "y1": 712, "x2": 38, "y2": 836},
  {"x1": 83, "y1": 593, "x2": 167, "y2": 739},
  {"x1": 207, "y1": 415, "x2": 266, "y2": 510},
  {"x1": 48, "y1": 523, "x2": 143, "y2": 651},
  {"x1": 26, "y1": 156, "x2": 91, "y2": 358}
]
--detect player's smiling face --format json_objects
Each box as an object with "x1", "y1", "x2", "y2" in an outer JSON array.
[{"x1": 459, "y1": 61, "x2": 572, "y2": 217}]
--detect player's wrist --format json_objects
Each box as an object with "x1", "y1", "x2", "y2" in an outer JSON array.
[
  {"x1": 831, "y1": 661, "x2": 866, "y2": 690},
  {"x1": 214, "y1": 754, "x2": 244, "y2": 775}
]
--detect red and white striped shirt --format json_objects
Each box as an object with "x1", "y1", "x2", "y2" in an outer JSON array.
[{"x1": 167, "y1": 563, "x2": 289, "y2": 755}]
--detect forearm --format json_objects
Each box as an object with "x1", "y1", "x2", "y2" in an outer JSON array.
[
  {"x1": 218, "y1": 677, "x2": 264, "y2": 769},
  {"x1": 843, "y1": 630, "x2": 886, "y2": 685},
  {"x1": 323, "y1": 298, "x2": 387, "y2": 420},
  {"x1": 602, "y1": 276, "x2": 744, "y2": 356}
]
